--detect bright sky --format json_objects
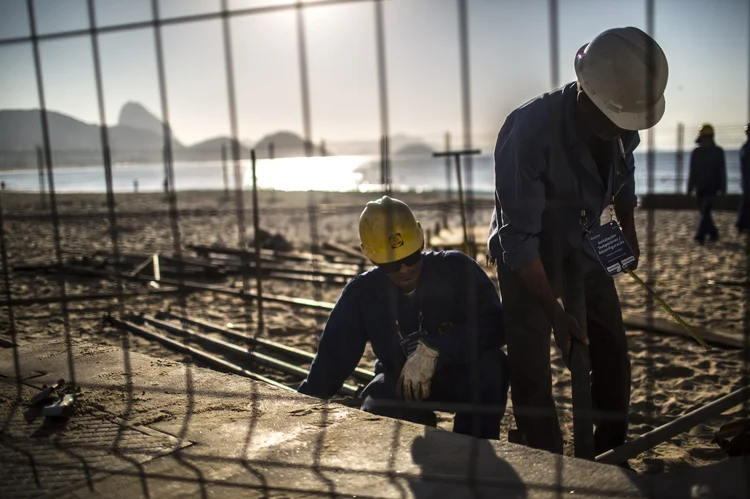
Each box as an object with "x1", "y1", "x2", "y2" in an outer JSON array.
[{"x1": 0, "y1": 0, "x2": 748, "y2": 150}]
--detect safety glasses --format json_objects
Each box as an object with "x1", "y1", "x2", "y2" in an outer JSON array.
[{"x1": 376, "y1": 249, "x2": 422, "y2": 274}]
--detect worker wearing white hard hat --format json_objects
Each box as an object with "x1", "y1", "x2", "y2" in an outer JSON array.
[{"x1": 488, "y1": 27, "x2": 668, "y2": 456}]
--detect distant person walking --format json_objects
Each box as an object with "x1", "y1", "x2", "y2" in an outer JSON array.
[
  {"x1": 688, "y1": 124, "x2": 726, "y2": 244},
  {"x1": 0, "y1": 181, "x2": 5, "y2": 190},
  {"x1": 133, "y1": 179, "x2": 139, "y2": 193},
  {"x1": 737, "y1": 124, "x2": 749, "y2": 233}
]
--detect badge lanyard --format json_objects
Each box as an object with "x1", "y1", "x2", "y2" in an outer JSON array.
[
  {"x1": 394, "y1": 289, "x2": 427, "y2": 358},
  {"x1": 577, "y1": 136, "x2": 637, "y2": 276},
  {"x1": 577, "y1": 137, "x2": 628, "y2": 235},
  {"x1": 577, "y1": 137, "x2": 711, "y2": 350}
]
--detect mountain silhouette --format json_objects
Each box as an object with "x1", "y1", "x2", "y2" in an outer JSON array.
[
  {"x1": 118, "y1": 102, "x2": 166, "y2": 138},
  {"x1": 0, "y1": 105, "x2": 329, "y2": 168},
  {"x1": 395, "y1": 142, "x2": 435, "y2": 157},
  {"x1": 253, "y1": 131, "x2": 316, "y2": 159}
]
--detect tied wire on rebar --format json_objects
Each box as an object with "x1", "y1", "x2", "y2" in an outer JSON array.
[
  {"x1": 84, "y1": 2, "x2": 148, "y2": 491},
  {"x1": 294, "y1": 0, "x2": 325, "y2": 331},
  {"x1": 375, "y1": 0, "x2": 391, "y2": 195},
  {"x1": 644, "y1": 0, "x2": 658, "y2": 480},
  {"x1": 743, "y1": 0, "x2": 750, "y2": 486},
  {"x1": 149, "y1": 0, "x2": 207, "y2": 496},
  {"x1": 0, "y1": 191, "x2": 24, "y2": 411},
  {"x1": 25, "y1": 0, "x2": 76, "y2": 387},
  {"x1": 546, "y1": 0, "x2": 569, "y2": 485},
  {"x1": 219, "y1": 0, "x2": 256, "y2": 347}
]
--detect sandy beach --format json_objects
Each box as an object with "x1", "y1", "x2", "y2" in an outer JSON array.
[{"x1": 0, "y1": 189, "x2": 747, "y2": 475}]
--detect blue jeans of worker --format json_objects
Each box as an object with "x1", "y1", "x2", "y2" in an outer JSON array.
[
  {"x1": 497, "y1": 261, "x2": 631, "y2": 455},
  {"x1": 360, "y1": 349, "x2": 509, "y2": 440},
  {"x1": 696, "y1": 194, "x2": 719, "y2": 242}
]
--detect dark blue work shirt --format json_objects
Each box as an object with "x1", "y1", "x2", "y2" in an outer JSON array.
[
  {"x1": 488, "y1": 83, "x2": 640, "y2": 278},
  {"x1": 688, "y1": 145, "x2": 726, "y2": 196},
  {"x1": 298, "y1": 251, "x2": 505, "y2": 399},
  {"x1": 740, "y1": 141, "x2": 748, "y2": 194}
]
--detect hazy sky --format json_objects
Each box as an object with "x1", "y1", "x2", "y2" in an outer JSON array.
[{"x1": 1, "y1": 0, "x2": 748, "y2": 150}]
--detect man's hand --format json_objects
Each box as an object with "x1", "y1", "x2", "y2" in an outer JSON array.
[
  {"x1": 552, "y1": 308, "x2": 588, "y2": 369},
  {"x1": 397, "y1": 342, "x2": 439, "y2": 401},
  {"x1": 622, "y1": 224, "x2": 640, "y2": 270}
]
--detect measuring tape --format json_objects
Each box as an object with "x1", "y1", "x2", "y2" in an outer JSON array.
[{"x1": 625, "y1": 269, "x2": 711, "y2": 352}]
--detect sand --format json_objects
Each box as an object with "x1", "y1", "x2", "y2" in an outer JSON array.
[{"x1": 0, "y1": 189, "x2": 748, "y2": 475}]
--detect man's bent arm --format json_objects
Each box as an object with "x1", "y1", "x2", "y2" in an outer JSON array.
[{"x1": 298, "y1": 287, "x2": 367, "y2": 398}]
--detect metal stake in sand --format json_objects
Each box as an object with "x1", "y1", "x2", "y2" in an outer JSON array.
[
  {"x1": 443, "y1": 132, "x2": 451, "y2": 230},
  {"x1": 675, "y1": 122, "x2": 684, "y2": 193},
  {"x1": 433, "y1": 149, "x2": 481, "y2": 256},
  {"x1": 250, "y1": 149, "x2": 264, "y2": 335},
  {"x1": 562, "y1": 250, "x2": 595, "y2": 460},
  {"x1": 36, "y1": 146, "x2": 46, "y2": 209},
  {"x1": 221, "y1": 143, "x2": 229, "y2": 197}
]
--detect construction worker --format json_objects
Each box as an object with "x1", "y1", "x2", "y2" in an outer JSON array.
[
  {"x1": 736, "y1": 124, "x2": 749, "y2": 233},
  {"x1": 299, "y1": 196, "x2": 509, "y2": 439},
  {"x1": 488, "y1": 27, "x2": 668, "y2": 455},
  {"x1": 688, "y1": 124, "x2": 727, "y2": 244}
]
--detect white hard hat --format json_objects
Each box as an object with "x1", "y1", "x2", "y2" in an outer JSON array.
[{"x1": 574, "y1": 27, "x2": 668, "y2": 131}]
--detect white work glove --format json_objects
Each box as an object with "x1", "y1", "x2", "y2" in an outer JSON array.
[{"x1": 397, "y1": 341, "x2": 439, "y2": 401}]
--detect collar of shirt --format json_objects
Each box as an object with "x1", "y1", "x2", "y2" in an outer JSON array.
[{"x1": 561, "y1": 82, "x2": 582, "y2": 149}]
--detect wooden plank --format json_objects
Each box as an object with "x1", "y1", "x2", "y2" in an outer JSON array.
[{"x1": 623, "y1": 314, "x2": 744, "y2": 349}]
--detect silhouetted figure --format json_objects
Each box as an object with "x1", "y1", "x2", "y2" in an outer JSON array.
[
  {"x1": 0, "y1": 181, "x2": 5, "y2": 190},
  {"x1": 163, "y1": 177, "x2": 169, "y2": 194},
  {"x1": 737, "y1": 123, "x2": 749, "y2": 232},
  {"x1": 688, "y1": 124, "x2": 726, "y2": 244},
  {"x1": 133, "y1": 179, "x2": 139, "y2": 193}
]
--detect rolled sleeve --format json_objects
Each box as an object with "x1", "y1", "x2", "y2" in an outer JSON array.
[
  {"x1": 614, "y1": 131, "x2": 640, "y2": 212},
  {"x1": 494, "y1": 134, "x2": 547, "y2": 270}
]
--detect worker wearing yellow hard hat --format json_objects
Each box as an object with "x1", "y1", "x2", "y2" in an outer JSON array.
[
  {"x1": 299, "y1": 196, "x2": 509, "y2": 439},
  {"x1": 696, "y1": 123, "x2": 715, "y2": 143},
  {"x1": 688, "y1": 123, "x2": 727, "y2": 244}
]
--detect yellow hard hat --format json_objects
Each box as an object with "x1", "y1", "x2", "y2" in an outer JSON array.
[
  {"x1": 359, "y1": 196, "x2": 424, "y2": 264},
  {"x1": 698, "y1": 123, "x2": 714, "y2": 137}
]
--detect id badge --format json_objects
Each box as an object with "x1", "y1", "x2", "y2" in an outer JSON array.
[
  {"x1": 586, "y1": 221, "x2": 636, "y2": 276},
  {"x1": 399, "y1": 330, "x2": 426, "y2": 357}
]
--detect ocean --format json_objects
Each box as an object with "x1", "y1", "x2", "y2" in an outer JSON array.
[{"x1": 0, "y1": 151, "x2": 743, "y2": 196}]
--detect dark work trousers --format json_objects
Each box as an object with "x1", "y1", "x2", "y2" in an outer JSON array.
[
  {"x1": 696, "y1": 194, "x2": 719, "y2": 242},
  {"x1": 497, "y1": 261, "x2": 631, "y2": 455},
  {"x1": 360, "y1": 349, "x2": 509, "y2": 440},
  {"x1": 737, "y1": 192, "x2": 749, "y2": 232}
]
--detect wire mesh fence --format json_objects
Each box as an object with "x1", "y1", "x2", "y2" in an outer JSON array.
[{"x1": 0, "y1": 0, "x2": 749, "y2": 497}]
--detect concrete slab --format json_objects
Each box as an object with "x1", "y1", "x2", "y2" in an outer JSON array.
[{"x1": 0, "y1": 340, "x2": 746, "y2": 498}]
